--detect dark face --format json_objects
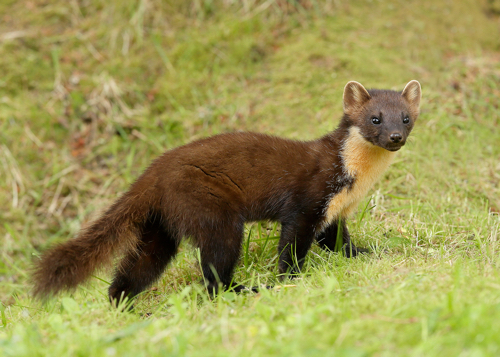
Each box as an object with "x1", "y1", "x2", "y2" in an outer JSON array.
[{"x1": 359, "y1": 90, "x2": 416, "y2": 152}]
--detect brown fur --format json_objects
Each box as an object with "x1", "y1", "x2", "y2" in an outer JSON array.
[{"x1": 32, "y1": 80, "x2": 421, "y2": 302}]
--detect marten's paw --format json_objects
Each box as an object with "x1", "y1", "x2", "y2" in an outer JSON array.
[
  {"x1": 343, "y1": 244, "x2": 371, "y2": 258},
  {"x1": 204, "y1": 281, "x2": 270, "y2": 297},
  {"x1": 230, "y1": 284, "x2": 273, "y2": 293}
]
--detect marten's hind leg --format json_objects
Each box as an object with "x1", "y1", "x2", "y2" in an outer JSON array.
[
  {"x1": 109, "y1": 215, "x2": 179, "y2": 305},
  {"x1": 197, "y1": 220, "x2": 245, "y2": 296}
]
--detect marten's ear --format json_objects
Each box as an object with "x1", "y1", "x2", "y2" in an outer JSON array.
[
  {"x1": 401, "y1": 80, "x2": 421, "y2": 112},
  {"x1": 343, "y1": 81, "x2": 371, "y2": 115}
]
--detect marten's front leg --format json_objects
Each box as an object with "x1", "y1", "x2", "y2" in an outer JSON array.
[
  {"x1": 315, "y1": 219, "x2": 369, "y2": 257},
  {"x1": 278, "y1": 217, "x2": 317, "y2": 276}
]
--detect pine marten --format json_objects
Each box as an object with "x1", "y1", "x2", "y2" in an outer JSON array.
[{"x1": 32, "y1": 80, "x2": 421, "y2": 304}]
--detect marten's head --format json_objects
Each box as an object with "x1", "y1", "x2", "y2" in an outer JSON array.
[{"x1": 342, "y1": 80, "x2": 421, "y2": 152}]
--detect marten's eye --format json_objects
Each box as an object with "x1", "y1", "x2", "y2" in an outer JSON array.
[
  {"x1": 403, "y1": 116, "x2": 410, "y2": 124},
  {"x1": 371, "y1": 117, "x2": 381, "y2": 125}
]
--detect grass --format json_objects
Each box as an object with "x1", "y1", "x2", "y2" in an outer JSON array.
[{"x1": 1, "y1": 0, "x2": 500, "y2": 355}]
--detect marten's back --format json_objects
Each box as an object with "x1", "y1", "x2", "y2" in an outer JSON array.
[{"x1": 142, "y1": 132, "x2": 337, "y2": 223}]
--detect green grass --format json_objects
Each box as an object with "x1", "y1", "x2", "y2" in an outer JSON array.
[{"x1": 1, "y1": 0, "x2": 500, "y2": 355}]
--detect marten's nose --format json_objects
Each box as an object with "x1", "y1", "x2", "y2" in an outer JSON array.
[{"x1": 390, "y1": 133, "x2": 403, "y2": 143}]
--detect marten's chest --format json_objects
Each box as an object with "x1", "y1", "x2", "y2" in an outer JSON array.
[{"x1": 321, "y1": 127, "x2": 396, "y2": 229}]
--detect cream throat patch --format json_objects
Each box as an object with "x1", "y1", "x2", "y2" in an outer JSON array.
[{"x1": 321, "y1": 126, "x2": 396, "y2": 229}]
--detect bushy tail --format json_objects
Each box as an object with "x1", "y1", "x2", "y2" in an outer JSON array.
[{"x1": 32, "y1": 186, "x2": 154, "y2": 300}]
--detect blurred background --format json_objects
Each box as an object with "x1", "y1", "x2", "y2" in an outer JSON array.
[{"x1": 1, "y1": 0, "x2": 499, "y2": 301}]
